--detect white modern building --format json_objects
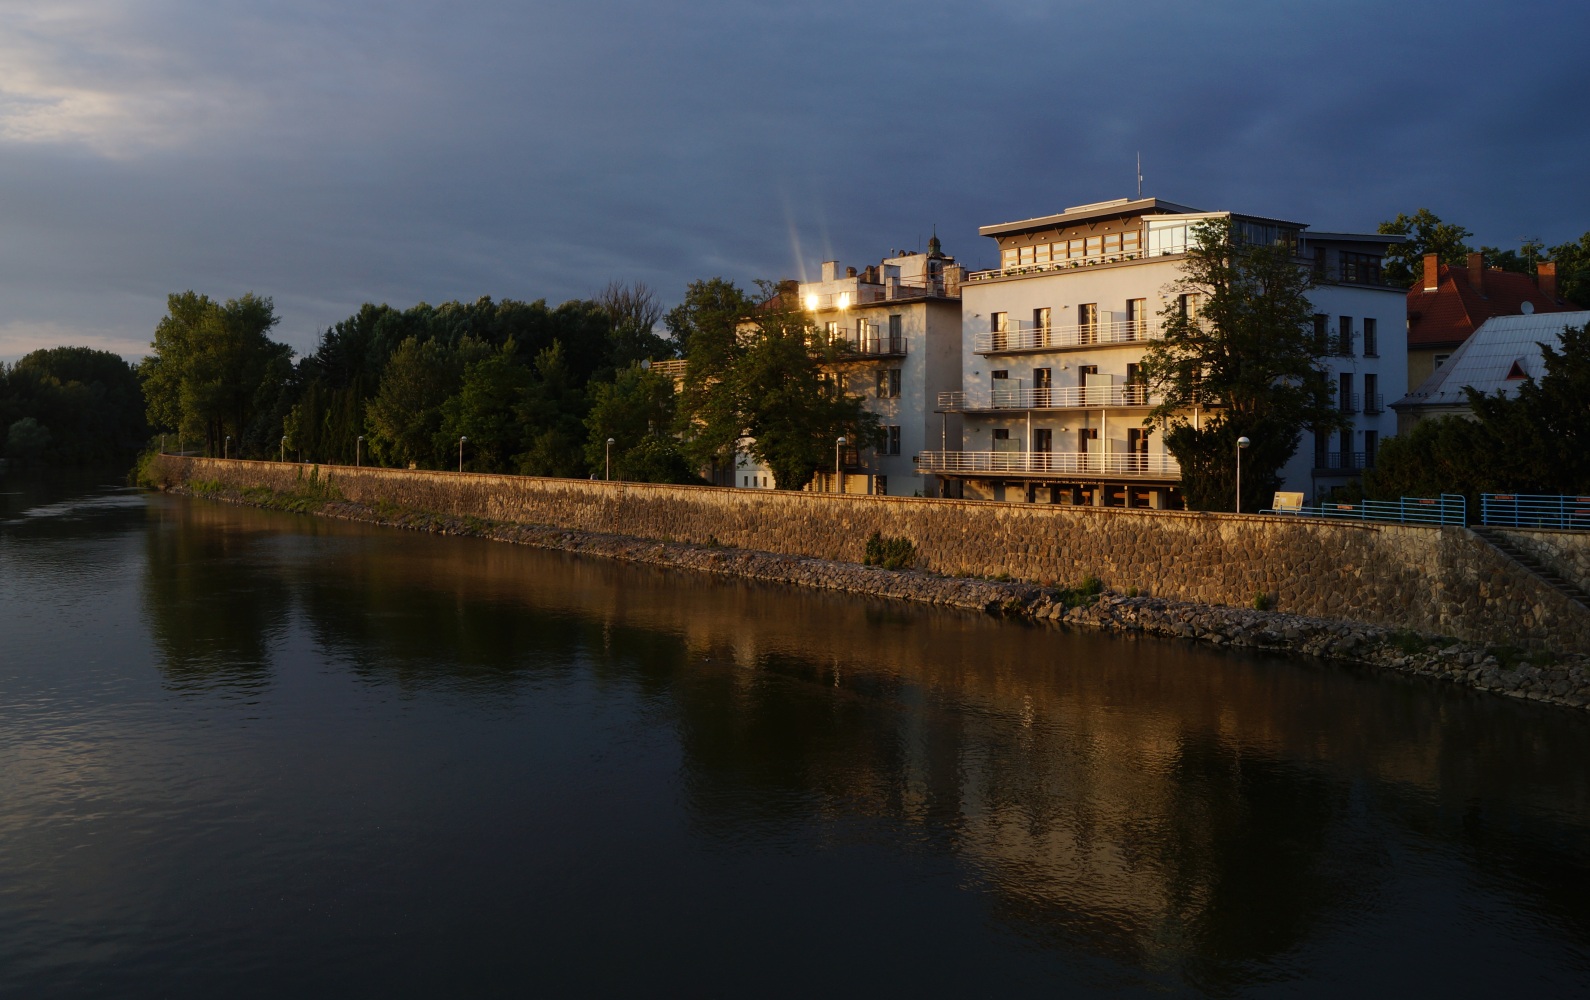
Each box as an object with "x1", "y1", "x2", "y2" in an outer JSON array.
[
  {"x1": 919, "y1": 197, "x2": 1406, "y2": 507},
  {"x1": 783, "y1": 237, "x2": 966, "y2": 496}
]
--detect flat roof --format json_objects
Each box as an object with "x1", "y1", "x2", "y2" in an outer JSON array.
[
  {"x1": 978, "y1": 197, "x2": 1204, "y2": 237},
  {"x1": 1305, "y1": 231, "x2": 1407, "y2": 244}
]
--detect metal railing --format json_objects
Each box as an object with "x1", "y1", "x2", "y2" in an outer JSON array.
[
  {"x1": 918, "y1": 450, "x2": 1180, "y2": 478},
  {"x1": 974, "y1": 319, "x2": 1161, "y2": 354},
  {"x1": 937, "y1": 385, "x2": 1156, "y2": 410},
  {"x1": 968, "y1": 248, "x2": 1169, "y2": 282},
  {"x1": 828, "y1": 333, "x2": 907, "y2": 357},
  {"x1": 1481, "y1": 494, "x2": 1590, "y2": 531},
  {"x1": 1338, "y1": 393, "x2": 1360, "y2": 414},
  {"x1": 1316, "y1": 451, "x2": 1369, "y2": 471},
  {"x1": 1262, "y1": 494, "x2": 1467, "y2": 526},
  {"x1": 1362, "y1": 393, "x2": 1385, "y2": 415},
  {"x1": 801, "y1": 277, "x2": 961, "y2": 311}
]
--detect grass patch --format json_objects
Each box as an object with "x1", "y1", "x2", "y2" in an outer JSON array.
[
  {"x1": 1055, "y1": 574, "x2": 1104, "y2": 609},
  {"x1": 1252, "y1": 591, "x2": 1275, "y2": 611},
  {"x1": 1488, "y1": 645, "x2": 1556, "y2": 671},
  {"x1": 1384, "y1": 629, "x2": 1429, "y2": 655}
]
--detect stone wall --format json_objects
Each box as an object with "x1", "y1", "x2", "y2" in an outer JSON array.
[
  {"x1": 1496, "y1": 528, "x2": 1590, "y2": 595},
  {"x1": 160, "y1": 457, "x2": 1590, "y2": 653}
]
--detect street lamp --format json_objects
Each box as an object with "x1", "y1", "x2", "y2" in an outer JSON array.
[
  {"x1": 224, "y1": 434, "x2": 231, "y2": 460},
  {"x1": 1236, "y1": 436, "x2": 1251, "y2": 513},
  {"x1": 356, "y1": 435, "x2": 365, "y2": 468},
  {"x1": 605, "y1": 437, "x2": 615, "y2": 481},
  {"x1": 458, "y1": 436, "x2": 468, "y2": 474},
  {"x1": 280, "y1": 435, "x2": 287, "y2": 463},
  {"x1": 835, "y1": 435, "x2": 848, "y2": 493}
]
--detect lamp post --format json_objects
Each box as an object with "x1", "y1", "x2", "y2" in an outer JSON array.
[
  {"x1": 458, "y1": 436, "x2": 468, "y2": 474},
  {"x1": 224, "y1": 435, "x2": 230, "y2": 460},
  {"x1": 605, "y1": 438, "x2": 615, "y2": 481},
  {"x1": 835, "y1": 435, "x2": 848, "y2": 494},
  {"x1": 1236, "y1": 436, "x2": 1251, "y2": 514},
  {"x1": 356, "y1": 435, "x2": 364, "y2": 468},
  {"x1": 280, "y1": 435, "x2": 286, "y2": 463}
]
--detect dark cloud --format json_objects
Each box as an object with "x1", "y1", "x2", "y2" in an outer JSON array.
[{"x1": 1, "y1": 0, "x2": 1586, "y2": 361}]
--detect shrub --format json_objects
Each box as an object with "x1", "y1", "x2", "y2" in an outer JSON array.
[{"x1": 863, "y1": 532, "x2": 917, "y2": 570}]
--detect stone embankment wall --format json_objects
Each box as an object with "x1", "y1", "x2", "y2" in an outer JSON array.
[
  {"x1": 1496, "y1": 528, "x2": 1590, "y2": 595},
  {"x1": 158, "y1": 457, "x2": 1590, "y2": 653}
]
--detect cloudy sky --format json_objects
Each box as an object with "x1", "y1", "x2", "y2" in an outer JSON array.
[{"x1": 1, "y1": 0, "x2": 1586, "y2": 362}]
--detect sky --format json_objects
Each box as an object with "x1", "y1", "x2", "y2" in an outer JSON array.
[{"x1": 2, "y1": 0, "x2": 1587, "y2": 363}]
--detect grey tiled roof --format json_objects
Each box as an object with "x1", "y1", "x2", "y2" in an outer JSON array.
[{"x1": 1395, "y1": 310, "x2": 1590, "y2": 409}]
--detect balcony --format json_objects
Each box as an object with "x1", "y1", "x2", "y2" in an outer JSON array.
[
  {"x1": 968, "y1": 248, "x2": 1172, "y2": 282},
  {"x1": 801, "y1": 276, "x2": 961, "y2": 311},
  {"x1": 1362, "y1": 393, "x2": 1385, "y2": 415},
  {"x1": 827, "y1": 332, "x2": 906, "y2": 358},
  {"x1": 937, "y1": 385, "x2": 1157, "y2": 411},
  {"x1": 919, "y1": 450, "x2": 1180, "y2": 479},
  {"x1": 974, "y1": 319, "x2": 1161, "y2": 354},
  {"x1": 1338, "y1": 393, "x2": 1360, "y2": 414},
  {"x1": 1315, "y1": 451, "x2": 1369, "y2": 472}
]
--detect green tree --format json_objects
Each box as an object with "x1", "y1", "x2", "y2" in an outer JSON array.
[
  {"x1": 584, "y1": 364, "x2": 694, "y2": 482},
  {"x1": 1546, "y1": 231, "x2": 1590, "y2": 305},
  {"x1": 1139, "y1": 218, "x2": 1340, "y2": 512},
  {"x1": 513, "y1": 342, "x2": 589, "y2": 477},
  {"x1": 734, "y1": 304, "x2": 880, "y2": 490},
  {"x1": 1377, "y1": 209, "x2": 1474, "y2": 288},
  {"x1": 1, "y1": 347, "x2": 147, "y2": 463},
  {"x1": 669, "y1": 278, "x2": 758, "y2": 478},
  {"x1": 439, "y1": 346, "x2": 534, "y2": 473},
  {"x1": 363, "y1": 336, "x2": 463, "y2": 468},
  {"x1": 139, "y1": 292, "x2": 291, "y2": 456}
]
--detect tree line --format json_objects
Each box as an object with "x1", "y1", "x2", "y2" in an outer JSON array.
[
  {"x1": 1378, "y1": 208, "x2": 1590, "y2": 302},
  {"x1": 1, "y1": 347, "x2": 147, "y2": 466},
  {"x1": 138, "y1": 279, "x2": 879, "y2": 489}
]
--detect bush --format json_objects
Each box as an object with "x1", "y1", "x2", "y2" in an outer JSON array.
[{"x1": 863, "y1": 532, "x2": 917, "y2": 570}]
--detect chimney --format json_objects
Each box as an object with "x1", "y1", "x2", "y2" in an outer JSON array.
[
  {"x1": 1538, "y1": 261, "x2": 1558, "y2": 300},
  {"x1": 1467, "y1": 251, "x2": 1485, "y2": 296},
  {"x1": 821, "y1": 260, "x2": 839, "y2": 282},
  {"x1": 1422, "y1": 253, "x2": 1440, "y2": 291},
  {"x1": 846, "y1": 266, "x2": 857, "y2": 278}
]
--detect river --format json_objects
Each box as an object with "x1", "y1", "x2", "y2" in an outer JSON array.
[{"x1": 2, "y1": 470, "x2": 1589, "y2": 997}]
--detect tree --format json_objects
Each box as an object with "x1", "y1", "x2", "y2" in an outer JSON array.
[
  {"x1": 1, "y1": 347, "x2": 147, "y2": 463},
  {"x1": 1139, "y1": 218, "x2": 1341, "y2": 512},
  {"x1": 363, "y1": 336, "x2": 464, "y2": 468},
  {"x1": 139, "y1": 292, "x2": 291, "y2": 456},
  {"x1": 583, "y1": 364, "x2": 694, "y2": 482},
  {"x1": 1546, "y1": 231, "x2": 1590, "y2": 306},
  {"x1": 1377, "y1": 209, "x2": 1474, "y2": 288},
  {"x1": 513, "y1": 342, "x2": 589, "y2": 478},
  {"x1": 439, "y1": 346, "x2": 534, "y2": 473},
  {"x1": 669, "y1": 279, "x2": 758, "y2": 478},
  {"x1": 598, "y1": 281, "x2": 673, "y2": 369}
]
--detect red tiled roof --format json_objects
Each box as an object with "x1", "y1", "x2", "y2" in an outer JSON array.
[{"x1": 1407, "y1": 263, "x2": 1579, "y2": 349}]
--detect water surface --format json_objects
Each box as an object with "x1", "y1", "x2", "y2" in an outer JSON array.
[{"x1": 2, "y1": 472, "x2": 1588, "y2": 996}]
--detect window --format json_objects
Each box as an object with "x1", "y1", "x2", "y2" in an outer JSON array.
[
  {"x1": 885, "y1": 426, "x2": 901, "y2": 456},
  {"x1": 874, "y1": 476, "x2": 888, "y2": 496},
  {"x1": 1364, "y1": 431, "x2": 1378, "y2": 469},
  {"x1": 1103, "y1": 233, "x2": 1121, "y2": 255},
  {"x1": 992, "y1": 428, "x2": 1018, "y2": 452},
  {"x1": 1122, "y1": 229, "x2": 1141, "y2": 255},
  {"x1": 1001, "y1": 248, "x2": 1018, "y2": 269},
  {"x1": 1085, "y1": 235, "x2": 1103, "y2": 257},
  {"x1": 1337, "y1": 316, "x2": 1353, "y2": 356},
  {"x1": 1434, "y1": 353, "x2": 1450, "y2": 370},
  {"x1": 1079, "y1": 303, "x2": 1098, "y2": 341},
  {"x1": 1363, "y1": 317, "x2": 1378, "y2": 357},
  {"x1": 1126, "y1": 298, "x2": 1147, "y2": 336},
  {"x1": 876, "y1": 368, "x2": 901, "y2": 398},
  {"x1": 1313, "y1": 314, "x2": 1329, "y2": 354},
  {"x1": 1339, "y1": 372, "x2": 1355, "y2": 413},
  {"x1": 991, "y1": 370, "x2": 1008, "y2": 380},
  {"x1": 1364, "y1": 373, "x2": 1379, "y2": 414},
  {"x1": 1179, "y1": 293, "x2": 1201, "y2": 319},
  {"x1": 991, "y1": 312, "x2": 1007, "y2": 332},
  {"x1": 888, "y1": 314, "x2": 903, "y2": 353},
  {"x1": 1033, "y1": 307, "x2": 1050, "y2": 332},
  {"x1": 1313, "y1": 427, "x2": 1329, "y2": 467},
  {"x1": 1340, "y1": 252, "x2": 1383, "y2": 285},
  {"x1": 1033, "y1": 367, "x2": 1051, "y2": 406}
]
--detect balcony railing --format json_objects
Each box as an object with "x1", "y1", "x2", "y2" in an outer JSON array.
[
  {"x1": 1316, "y1": 451, "x2": 1369, "y2": 471},
  {"x1": 801, "y1": 277, "x2": 961, "y2": 311},
  {"x1": 1338, "y1": 393, "x2": 1360, "y2": 414},
  {"x1": 1362, "y1": 393, "x2": 1385, "y2": 415},
  {"x1": 919, "y1": 450, "x2": 1180, "y2": 478},
  {"x1": 937, "y1": 385, "x2": 1156, "y2": 410},
  {"x1": 968, "y1": 249, "x2": 1171, "y2": 282},
  {"x1": 974, "y1": 319, "x2": 1161, "y2": 354},
  {"x1": 824, "y1": 332, "x2": 906, "y2": 357}
]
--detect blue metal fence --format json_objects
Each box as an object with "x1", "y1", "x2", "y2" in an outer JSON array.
[
  {"x1": 1480, "y1": 494, "x2": 1590, "y2": 531},
  {"x1": 1260, "y1": 494, "x2": 1467, "y2": 526}
]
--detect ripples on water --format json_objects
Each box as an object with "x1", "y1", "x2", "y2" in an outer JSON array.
[{"x1": 2, "y1": 470, "x2": 1589, "y2": 997}]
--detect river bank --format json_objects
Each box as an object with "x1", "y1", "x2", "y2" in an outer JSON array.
[{"x1": 159, "y1": 476, "x2": 1590, "y2": 713}]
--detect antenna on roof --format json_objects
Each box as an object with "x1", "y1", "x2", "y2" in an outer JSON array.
[
  {"x1": 1520, "y1": 235, "x2": 1542, "y2": 275},
  {"x1": 1136, "y1": 152, "x2": 1143, "y2": 199}
]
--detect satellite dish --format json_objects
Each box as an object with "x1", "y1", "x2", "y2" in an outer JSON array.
[{"x1": 1520, "y1": 301, "x2": 1535, "y2": 315}]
